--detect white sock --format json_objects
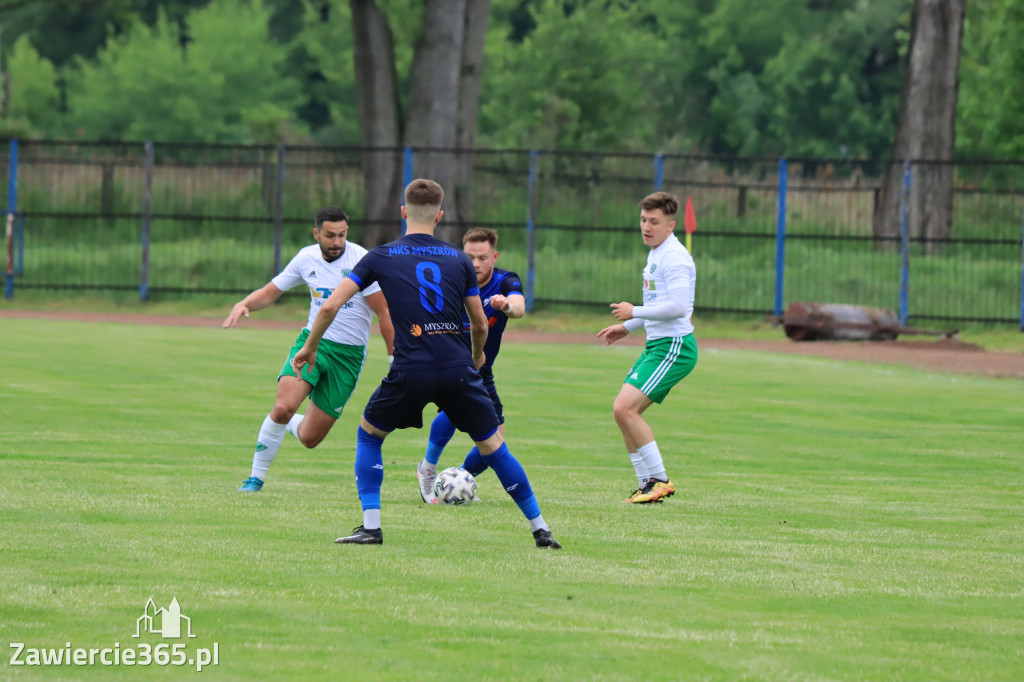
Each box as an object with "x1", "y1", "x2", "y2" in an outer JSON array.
[
  {"x1": 363, "y1": 509, "x2": 381, "y2": 530},
  {"x1": 628, "y1": 451, "x2": 650, "y2": 487},
  {"x1": 637, "y1": 441, "x2": 667, "y2": 481},
  {"x1": 418, "y1": 459, "x2": 437, "y2": 475},
  {"x1": 251, "y1": 415, "x2": 287, "y2": 480},
  {"x1": 529, "y1": 514, "x2": 548, "y2": 532},
  {"x1": 285, "y1": 413, "x2": 304, "y2": 440}
]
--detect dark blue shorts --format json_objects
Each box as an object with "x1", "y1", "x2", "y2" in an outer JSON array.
[
  {"x1": 363, "y1": 364, "x2": 500, "y2": 440},
  {"x1": 479, "y1": 366, "x2": 504, "y2": 425}
]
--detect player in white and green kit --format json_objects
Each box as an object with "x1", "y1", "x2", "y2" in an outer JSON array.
[
  {"x1": 598, "y1": 192, "x2": 698, "y2": 504},
  {"x1": 223, "y1": 207, "x2": 394, "y2": 491}
]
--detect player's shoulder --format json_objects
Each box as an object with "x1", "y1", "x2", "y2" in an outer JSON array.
[
  {"x1": 494, "y1": 268, "x2": 523, "y2": 286},
  {"x1": 283, "y1": 244, "x2": 321, "y2": 269},
  {"x1": 659, "y1": 236, "x2": 692, "y2": 262},
  {"x1": 345, "y1": 240, "x2": 370, "y2": 258},
  {"x1": 291, "y1": 243, "x2": 321, "y2": 259},
  {"x1": 365, "y1": 240, "x2": 395, "y2": 257}
]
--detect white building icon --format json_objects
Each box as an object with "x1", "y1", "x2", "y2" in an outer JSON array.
[{"x1": 134, "y1": 597, "x2": 196, "y2": 639}]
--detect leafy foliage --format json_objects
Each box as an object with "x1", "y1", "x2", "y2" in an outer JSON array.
[
  {"x1": 64, "y1": 0, "x2": 303, "y2": 143},
  {"x1": 480, "y1": 0, "x2": 662, "y2": 150},
  {"x1": 957, "y1": 0, "x2": 1024, "y2": 159},
  {"x1": 1, "y1": 36, "x2": 61, "y2": 138},
  {"x1": 4, "y1": 0, "x2": 1018, "y2": 161}
]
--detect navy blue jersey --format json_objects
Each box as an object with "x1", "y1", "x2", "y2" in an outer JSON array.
[
  {"x1": 461, "y1": 268, "x2": 523, "y2": 368},
  {"x1": 349, "y1": 233, "x2": 480, "y2": 370}
]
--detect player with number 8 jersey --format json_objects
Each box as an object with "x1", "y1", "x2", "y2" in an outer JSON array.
[{"x1": 291, "y1": 178, "x2": 560, "y2": 549}]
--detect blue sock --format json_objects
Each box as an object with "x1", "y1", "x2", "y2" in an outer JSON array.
[
  {"x1": 355, "y1": 426, "x2": 384, "y2": 511},
  {"x1": 424, "y1": 411, "x2": 456, "y2": 466},
  {"x1": 463, "y1": 447, "x2": 488, "y2": 477},
  {"x1": 481, "y1": 443, "x2": 540, "y2": 520}
]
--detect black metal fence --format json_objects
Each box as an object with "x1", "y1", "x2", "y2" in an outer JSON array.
[{"x1": 3, "y1": 139, "x2": 1023, "y2": 327}]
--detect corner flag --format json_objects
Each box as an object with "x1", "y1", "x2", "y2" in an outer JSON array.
[{"x1": 684, "y1": 195, "x2": 697, "y2": 252}]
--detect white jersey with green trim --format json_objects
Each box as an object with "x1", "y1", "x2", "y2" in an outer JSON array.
[
  {"x1": 271, "y1": 243, "x2": 381, "y2": 346},
  {"x1": 639, "y1": 233, "x2": 695, "y2": 340}
]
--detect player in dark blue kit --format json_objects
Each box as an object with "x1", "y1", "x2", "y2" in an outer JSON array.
[
  {"x1": 415, "y1": 228, "x2": 526, "y2": 504},
  {"x1": 292, "y1": 179, "x2": 561, "y2": 549}
]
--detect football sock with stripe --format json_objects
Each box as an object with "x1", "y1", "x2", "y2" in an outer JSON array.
[
  {"x1": 481, "y1": 443, "x2": 542, "y2": 522},
  {"x1": 354, "y1": 426, "x2": 384, "y2": 527},
  {"x1": 251, "y1": 415, "x2": 287, "y2": 481},
  {"x1": 637, "y1": 440, "x2": 667, "y2": 481},
  {"x1": 424, "y1": 411, "x2": 457, "y2": 467},
  {"x1": 629, "y1": 451, "x2": 650, "y2": 487}
]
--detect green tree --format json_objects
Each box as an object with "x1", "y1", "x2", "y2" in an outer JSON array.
[
  {"x1": 691, "y1": 0, "x2": 909, "y2": 157},
  {"x1": 298, "y1": 1, "x2": 360, "y2": 144},
  {"x1": 957, "y1": 0, "x2": 1024, "y2": 158},
  {"x1": 65, "y1": 0, "x2": 303, "y2": 143},
  {"x1": 479, "y1": 0, "x2": 664, "y2": 150},
  {"x1": 692, "y1": 0, "x2": 806, "y2": 155},
  {"x1": 0, "y1": 0, "x2": 139, "y2": 68},
  {"x1": 1, "y1": 35, "x2": 61, "y2": 137},
  {"x1": 477, "y1": 0, "x2": 907, "y2": 157},
  {"x1": 760, "y1": 0, "x2": 906, "y2": 158}
]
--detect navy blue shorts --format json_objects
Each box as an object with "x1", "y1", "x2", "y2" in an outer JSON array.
[
  {"x1": 479, "y1": 366, "x2": 504, "y2": 425},
  {"x1": 363, "y1": 364, "x2": 500, "y2": 440}
]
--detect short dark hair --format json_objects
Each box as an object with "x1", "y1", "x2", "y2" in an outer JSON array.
[
  {"x1": 639, "y1": 192, "x2": 678, "y2": 216},
  {"x1": 315, "y1": 206, "x2": 349, "y2": 229},
  {"x1": 404, "y1": 179, "x2": 444, "y2": 223},
  {"x1": 463, "y1": 227, "x2": 498, "y2": 249}
]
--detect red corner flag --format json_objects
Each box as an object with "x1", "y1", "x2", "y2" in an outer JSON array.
[
  {"x1": 683, "y1": 196, "x2": 697, "y2": 253},
  {"x1": 684, "y1": 196, "x2": 698, "y2": 235}
]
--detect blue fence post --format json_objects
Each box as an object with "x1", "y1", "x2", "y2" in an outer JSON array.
[
  {"x1": 402, "y1": 147, "x2": 414, "y2": 235},
  {"x1": 773, "y1": 157, "x2": 788, "y2": 317},
  {"x1": 273, "y1": 145, "x2": 285, "y2": 275},
  {"x1": 1019, "y1": 192, "x2": 1024, "y2": 331},
  {"x1": 525, "y1": 150, "x2": 539, "y2": 313},
  {"x1": 653, "y1": 153, "x2": 664, "y2": 192},
  {"x1": 140, "y1": 141, "x2": 154, "y2": 301},
  {"x1": 5, "y1": 139, "x2": 18, "y2": 299},
  {"x1": 899, "y1": 160, "x2": 912, "y2": 326}
]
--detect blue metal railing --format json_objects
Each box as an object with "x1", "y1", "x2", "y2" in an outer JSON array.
[{"x1": 3, "y1": 139, "x2": 1022, "y2": 327}]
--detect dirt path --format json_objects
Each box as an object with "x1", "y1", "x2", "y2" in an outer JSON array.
[{"x1": 3, "y1": 309, "x2": 1023, "y2": 379}]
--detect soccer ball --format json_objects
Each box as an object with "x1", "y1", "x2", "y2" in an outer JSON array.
[{"x1": 434, "y1": 467, "x2": 477, "y2": 505}]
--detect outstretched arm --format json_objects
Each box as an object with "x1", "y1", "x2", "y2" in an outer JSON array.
[
  {"x1": 222, "y1": 282, "x2": 284, "y2": 327},
  {"x1": 487, "y1": 292, "x2": 526, "y2": 319},
  {"x1": 292, "y1": 278, "x2": 361, "y2": 372}
]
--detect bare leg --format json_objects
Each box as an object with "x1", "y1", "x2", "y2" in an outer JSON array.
[{"x1": 612, "y1": 383, "x2": 655, "y2": 452}]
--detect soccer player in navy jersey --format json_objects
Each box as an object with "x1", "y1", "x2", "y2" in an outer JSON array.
[
  {"x1": 292, "y1": 179, "x2": 560, "y2": 549},
  {"x1": 415, "y1": 227, "x2": 525, "y2": 504}
]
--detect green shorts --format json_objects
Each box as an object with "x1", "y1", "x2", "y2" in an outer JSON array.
[
  {"x1": 280, "y1": 329, "x2": 367, "y2": 419},
  {"x1": 624, "y1": 335, "x2": 698, "y2": 404}
]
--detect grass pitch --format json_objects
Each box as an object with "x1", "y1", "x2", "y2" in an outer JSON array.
[{"x1": 0, "y1": 318, "x2": 1021, "y2": 681}]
